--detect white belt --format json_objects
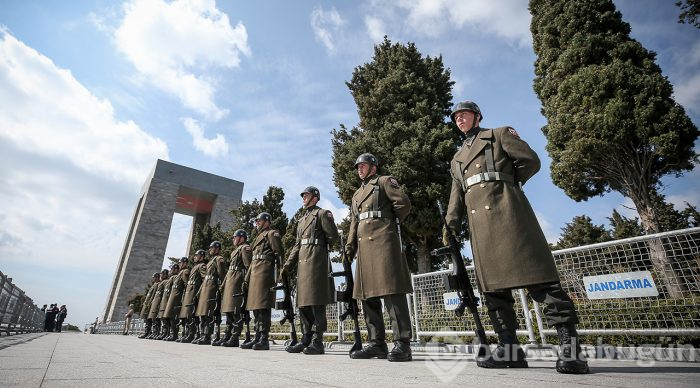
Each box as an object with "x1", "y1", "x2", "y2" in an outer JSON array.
[
  {"x1": 358, "y1": 211, "x2": 383, "y2": 220},
  {"x1": 301, "y1": 238, "x2": 319, "y2": 246},
  {"x1": 465, "y1": 172, "x2": 514, "y2": 188}
]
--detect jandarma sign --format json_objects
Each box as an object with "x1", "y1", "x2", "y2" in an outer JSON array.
[{"x1": 583, "y1": 271, "x2": 659, "y2": 299}]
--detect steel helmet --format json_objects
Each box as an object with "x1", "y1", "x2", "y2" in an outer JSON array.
[
  {"x1": 354, "y1": 153, "x2": 379, "y2": 168},
  {"x1": 233, "y1": 229, "x2": 248, "y2": 240},
  {"x1": 300, "y1": 186, "x2": 320, "y2": 200},
  {"x1": 450, "y1": 100, "x2": 483, "y2": 123},
  {"x1": 256, "y1": 212, "x2": 272, "y2": 222}
]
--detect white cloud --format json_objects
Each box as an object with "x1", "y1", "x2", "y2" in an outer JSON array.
[
  {"x1": 114, "y1": 0, "x2": 250, "y2": 120},
  {"x1": 0, "y1": 30, "x2": 169, "y2": 271},
  {"x1": 310, "y1": 6, "x2": 345, "y2": 53},
  {"x1": 364, "y1": 15, "x2": 385, "y2": 43},
  {"x1": 182, "y1": 117, "x2": 229, "y2": 157},
  {"x1": 364, "y1": 0, "x2": 531, "y2": 46},
  {"x1": 535, "y1": 210, "x2": 559, "y2": 243}
]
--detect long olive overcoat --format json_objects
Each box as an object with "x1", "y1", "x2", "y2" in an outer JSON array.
[
  {"x1": 221, "y1": 244, "x2": 252, "y2": 313},
  {"x1": 245, "y1": 228, "x2": 284, "y2": 310},
  {"x1": 195, "y1": 255, "x2": 226, "y2": 317},
  {"x1": 345, "y1": 175, "x2": 413, "y2": 300},
  {"x1": 147, "y1": 280, "x2": 166, "y2": 319},
  {"x1": 178, "y1": 263, "x2": 204, "y2": 319},
  {"x1": 445, "y1": 126, "x2": 560, "y2": 292},
  {"x1": 284, "y1": 206, "x2": 339, "y2": 307},
  {"x1": 156, "y1": 276, "x2": 174, "y2": 318},
  {"x1": 163, "y1": 270, "x2": 185, "y2": 319},
  {"x1": 139, "y1": 282, "x2": 157, "y2": 318}
]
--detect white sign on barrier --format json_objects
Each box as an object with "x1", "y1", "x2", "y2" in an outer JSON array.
[
  {"x1": 443, "y1": 290, "x2": 480, "y2": 310},
  {"x1": 583, "y1": 270, "x2": 659, "y2": 299},
  {"x1": 271, "y1": 309, "x2": 284, "y2": 322}
]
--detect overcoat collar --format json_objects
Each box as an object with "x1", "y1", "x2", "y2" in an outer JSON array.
[
  {"x1": 355, "y1": 175, "x2": 380, "y2": 205},
  {"x1": 454, "y1": 128, "x2": 493, "y2": 167},
  {"x1": 253, "y1": 228, "x2": 269, "y2": 248}
]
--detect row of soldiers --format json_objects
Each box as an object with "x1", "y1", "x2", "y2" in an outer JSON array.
[{"x1": 132, "y1": 100, "x2": 590, "y2": 373}]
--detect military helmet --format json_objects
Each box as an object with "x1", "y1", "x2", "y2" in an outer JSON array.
[
  {"x1": 180, "y1": 257, "x2": 188, "y2": 263},
  {"x1": 209, "y1": 241, "x2": 222, "y2": 249},
  {"x1": 195, "y1": 249, "x2": 206, "y2": 256},
  {"x1": 170, "y1": 262, "x2": 179, "y2": 270},
  {"x1": 160, "y1": 268, "x2": 169, "y2": 275},
  {"x1": 152, "y1": 272, "x2": 160, "y2": 278},
  {"x1": 354, "y1": 153, "x2": 379, "y2": 168},
  {"x1": 300, "y1": 186, "x2": 320, "y2": 200},
  {"x1": 256, "y1": 212, "x2": 272, "y2": 222},
  {"x1": 451, "y1": 100, "x2": 483, "y2": 123},
  {"x1": 233, "y1": 229, "x2": 248, "y2": 240}
]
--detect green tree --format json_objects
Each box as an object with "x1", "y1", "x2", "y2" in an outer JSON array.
[
  {"x1": 229, "y1": 186, "x2": 289, "y2": 243},
  {"x1": 608, "y1": 209, "x2": 645, "y2": 240},
  {"x1": 554, "y1": 215, "x2": 610, "y2": 249},
  {"x1": 230, "y1": 198, "x2": 262, "y2": 235},
  {"x1": 530, "y1": 0, "x2": 699, "y2": 297},
  {"x1": 331, "y1": 37, "x2": 457, "y2": 273},
  {"x1": 676, "y1": 0, "x2": 700, "y2": 28}
]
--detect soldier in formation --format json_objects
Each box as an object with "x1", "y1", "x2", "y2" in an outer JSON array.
[
  {"x1": 162, "y1": 261, "x2": 184, "y2": 341},
  {"x1": 146, "y1": 268, "x2": 169, "y2": 339},
  {"x1": 179, "y1": 250, "x2": 206, "y2": 343},
  {"x1": 217, "y1": 229, "x2": 252, "y2": 347},
  {"x1": 138, "y1": 272, "x2": 160, "y2": 339},
  {"x1": 241, "y1": 212, "x2": 284, "y2": 351},
  {"x1": 193, "y1": 241, "x2": 227, "y2": 345},
  {"x1": 444, "y1": 100, "x2": 589, "y2": 374},
  {"x1": 345, "y1": 153, "x2": 414, "y2": 362},
  {"x1": 280, "y1": 186, "x2": 338, "y2": 355}
]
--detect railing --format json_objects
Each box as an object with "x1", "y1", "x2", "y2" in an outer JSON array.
[
  {"x1": 0, "y1": 271, "x2": 44, "y2": 335},
  {"x1": 95, "y1": 228, "x2": 700, "y2": 347}
]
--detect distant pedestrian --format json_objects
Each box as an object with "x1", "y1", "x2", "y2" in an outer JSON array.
[
  {"x1": 123, "y1": 304, "x2": 134, "y2": 335},
  {"x1": 55, "y1": 305, "x2": 67, "y2": 332}
]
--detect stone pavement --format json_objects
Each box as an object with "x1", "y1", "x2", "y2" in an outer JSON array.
[{"x1": 0, "y1": 333, "x2": 698, "y2": 387}]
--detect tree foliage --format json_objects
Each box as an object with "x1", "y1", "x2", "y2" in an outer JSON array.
[
  {"x1": 608, "y1": 209, "x2": 644, "y2": 240},
  {"x1": 529, "y1": 0, "x2": 699, "y2": 235},
  {"x1": 676, "y1": 0, "x2": 700, "y2": 28},
  {"x1": 229, "y1": 186, "x2": 289, "y2": 244},
  {"x1": 554, "y1": 215, "x2": 610, "y2": 249},
  {"x1": 331, "y1": 37, "x2": 457, "y2": 273}
]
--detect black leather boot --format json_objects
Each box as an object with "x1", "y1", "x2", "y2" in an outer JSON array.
[
  {"x1": 286, "y1": 333, "x2": 311, "y2": 353},
  {"x1": 556, "y1": 324, "x2": 589, "y2": 374},
  {"x1": 387, "y1": 339, "x2": 412, "y2": 362},
  {"x1": 213, "y1": 325, "x2": 232, "y2": 347},
  {"x1": 303, "y1": 332, "x2": 325, "y2": 355},
  {"x1": 147, "y1": 321, "x2": 160, "y2": 339},
  {"x1": 252, "y1": 332, "x2": 270, "y2": 350},
  {"x1": 240, "y1": 331, "x2": 260, "y2": 349},
  {"x1": 222, "y1": 330, "x2": 240, "y2": 347},
  {"x1": 477, "y1": 331, "x2": 528, "y2": 368},
  {"x1": 138, "y1": 321, "x2": 151, "y2": 339},
  {"x1": 190, "y1": 320, "x2": 207, "y2": 344},
  {"x1": 350, "y1": 340, "x2": 389, "y2": 359}
]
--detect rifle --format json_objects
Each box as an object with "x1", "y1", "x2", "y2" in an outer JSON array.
[
  {"x1": 233, "y1": 267, "x2": 251, "y2": 342},
  {"x1": 433, "y1": 200, "x2": 489, "y2": 358},
  {"x1": 330, "y1": 234, "x2": 362, "y2": 355},
  {"x1": 271, "y1": 274, "x2": 298, "y2": 347}
]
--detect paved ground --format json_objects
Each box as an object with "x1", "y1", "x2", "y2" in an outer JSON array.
[{"x1": 0, "y1": 333, "x2": 698, "y2": 387}]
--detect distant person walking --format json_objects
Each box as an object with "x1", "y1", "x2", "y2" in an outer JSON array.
[
  {"x1": 123, "y1": 304, "x2": 134, "y2": 335},
  {"x1": 55, "y1": 305, "x2": 67, "y2": 332}
]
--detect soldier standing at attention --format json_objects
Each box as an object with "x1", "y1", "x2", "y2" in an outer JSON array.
[
  {"x1": 217, "y1": 229, "x2": 252, "y2": 347},
  {"x1": 281, "y1": 186, "x2": 339, "y2": 355},
  {"x1": 345, "y1": 153, "x2": 413, "y2": 362},
  {"x1": 148, "y1": 268, "x2": 169, "y2": 339},
  {"x1": 162, "y1": 261, "x2": 184, "y2": 341},
  {"x1": 179, "y1": 250, "x2": 206, "y2": 343},
  {"x1": 167, "y1": 257, "x2": 189, "y2": 341},
  {"x1": 193, "y1": 241, "x2": 226, "y2": 345},
  {"x1": 138, "y1": 272, "x2": 160, "y2": 339},
  {"x1": 444, "y1": 100, "x2": 589, "y2": 374},
  {"x1": 241, "y1": 212, "x2": 284, "y2": 351},
  {"x1": 156, "y1": 264, "x2": 178, "y2": 340}
]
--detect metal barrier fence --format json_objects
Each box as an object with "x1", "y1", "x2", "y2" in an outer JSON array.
[
  {"x1": 0, "y1": 271, "x2": 44, "y2": 335},
  {"x1": 96, "y1": 228, "x2": 700, "y2": 346}
]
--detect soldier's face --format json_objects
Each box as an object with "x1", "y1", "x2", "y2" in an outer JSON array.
[
  {"x1": 302, "y1": 192, "x2": 317, "y2": 208},
  {"x1": 195, "y1": 254, "x2": 203, "y2": 262},
  {"x1": 233, "y1": 236, "x2": 242, "y2": 246},
  {"x1": 357, "y1": 162, "x2": 374, "y2": 180},
  {"x1": 255, "y1": 219, "x2": 267, "y2": 230},
  {"x1": 454, "y1": 110, "x2": 478, "y2": 133}
]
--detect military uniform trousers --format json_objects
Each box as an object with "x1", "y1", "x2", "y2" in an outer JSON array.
[
  {"x1": 483, "y1": 282, "x2": 579, "y2": 335},
  {"x1": 253, "y1": 309, "x2": 271, "y2": 333},
  {"x1": 361, "y1": 294, "x2": 412, "y2": 342},
  {"x1": 224, "y1": 307, "x2": 245, "y2": 333},
  {"x1": 299, "y1": 305, "x2": 327, "y2": 334}
]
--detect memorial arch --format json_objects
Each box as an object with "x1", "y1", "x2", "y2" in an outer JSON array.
[{"x1": 102, "y1": 159, "x2": 243, "y2": 322}]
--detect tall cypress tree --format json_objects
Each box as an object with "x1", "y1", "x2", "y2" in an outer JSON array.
[
  {"x1": 331, "y1": 37, "x2": 457, "y2": 273},
  {"x1": 530, "y1": 0, "x2": 698, "y2": 297}
]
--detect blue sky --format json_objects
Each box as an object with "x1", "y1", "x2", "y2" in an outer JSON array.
[{"x1": 0, "y1": 0, "x2": 698, "y2": 327}]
